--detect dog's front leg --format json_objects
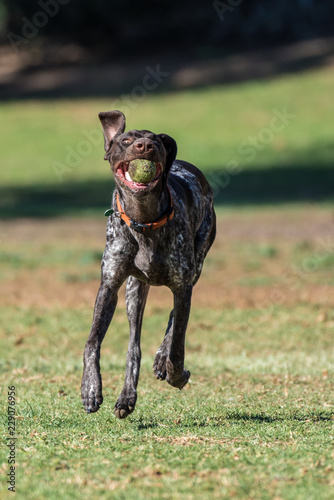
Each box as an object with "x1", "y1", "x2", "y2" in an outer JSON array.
[
  {"x1": 114, "y1": 276, "x2": 150, "y2": 419},
  {"x1": 166, "y1": 284, "x2": 192, "y2": 389},
  {"x1": 81, "y1": 281, "x2": 120, "y2": 413}
]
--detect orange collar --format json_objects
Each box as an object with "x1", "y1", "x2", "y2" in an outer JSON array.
[{"x1": 114, "y1": 187, "x2": 174, "y2": 233}]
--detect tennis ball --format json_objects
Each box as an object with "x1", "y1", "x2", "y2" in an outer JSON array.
[{"x1": 128, "y1": 159, "x2": 157, "y2": 184}]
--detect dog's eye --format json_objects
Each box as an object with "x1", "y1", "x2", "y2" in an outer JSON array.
[{"x1": 122, "y1": 138, "x2": 132, "y2": 144}]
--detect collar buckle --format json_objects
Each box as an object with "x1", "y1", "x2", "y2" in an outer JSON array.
[{"x1": 129, "y1": 219, "x2": 152, "y2": 233}]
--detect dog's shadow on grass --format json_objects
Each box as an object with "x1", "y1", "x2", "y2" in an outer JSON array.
[
  {"x1": 222, "y1": 411, "x2": 333, "y2": 423},
  {"x1": 136, "y1": 421, "x2": 160, "y2": 430},
  {"x1": 126, "y1": 411, "x2": 333, "y2": 431}
]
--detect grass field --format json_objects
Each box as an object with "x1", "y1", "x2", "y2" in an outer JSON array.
[
  {"x1": 1, "y1": 65, "x2": 334, "y2": 217},
  {"x1": 1, "y1": 65, "x2": 334, "y2": 499}
]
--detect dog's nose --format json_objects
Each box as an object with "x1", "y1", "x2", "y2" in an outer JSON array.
[{"x1": 134, "y1": 139, "x2": 154, "y2": 153}]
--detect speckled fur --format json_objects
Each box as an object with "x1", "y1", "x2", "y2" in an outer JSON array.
[{"x1": 81, "y1": 111, "x2": 216, "y2": 419}]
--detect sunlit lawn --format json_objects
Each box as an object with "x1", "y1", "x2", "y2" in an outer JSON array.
[
  {"x1": 1, "y1": 66, "x2": 334, "y2": 499},
  {"x1": 0, "y1": 66, "x2": 334, "y2": 216}
]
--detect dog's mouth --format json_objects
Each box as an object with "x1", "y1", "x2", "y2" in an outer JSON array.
[{"x1": 114, "y1": 160, "x2": 163, "y2": 191}]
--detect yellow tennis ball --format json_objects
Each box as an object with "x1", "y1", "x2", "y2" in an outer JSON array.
[{"x1": 128, "y1": 159, "x2": 157, "y2": 183}]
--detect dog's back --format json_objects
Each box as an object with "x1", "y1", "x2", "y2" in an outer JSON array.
[{"x1": 169, "y1": 160, "x2": 216, "y2": 276}]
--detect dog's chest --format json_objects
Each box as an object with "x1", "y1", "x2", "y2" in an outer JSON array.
[{"x1": 133, "y1": 232, "x2": 194, "y2": 287}]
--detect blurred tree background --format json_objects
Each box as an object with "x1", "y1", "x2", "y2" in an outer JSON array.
[{"x1": 0, "y1": 0, "x2": 333, "y2": 58}]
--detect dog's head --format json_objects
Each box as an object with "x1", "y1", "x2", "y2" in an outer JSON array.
[{"x1": 99, "y1": 110, "x2": 177, "y2": 194}]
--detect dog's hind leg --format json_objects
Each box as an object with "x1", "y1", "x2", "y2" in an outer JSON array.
[
  {"x1": 114, "y1": 276, "x2": 150, "y2": 419},
  {"x1": 153, "y1": 309, "x2": 174, "y2": 381},
  {"x1": 166, "y1": 285, "x2": 192, "y2": 389}
]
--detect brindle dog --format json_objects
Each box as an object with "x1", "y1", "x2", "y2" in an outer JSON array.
[{"x1": 81, "y1": 110, "x2": 216, "y2": 419}]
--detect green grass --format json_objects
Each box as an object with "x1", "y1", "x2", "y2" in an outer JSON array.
[
  {"x1": 1, "y1": 65, "x2": 333, "y2": 184},
  {"x1": 1, "y1": 304, "x2": 334, "y2": 499},
  {"x1": 1, "y1": 220, "x2": 334, "y2": 498},
  {"x1": 1, "y1": 66, "x2": 334, "y2": 217},
  {"x1": 1, "y1": 65, "x2": 334, "y2": 498}
]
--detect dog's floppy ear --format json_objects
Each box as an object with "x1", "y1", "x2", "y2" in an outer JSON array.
[
  {"x1": 158, "y1": 133, "x2": 177, "y2": 178},
  {"x1": 99, "y1": 110, "x2": 126, "y2": 160}
]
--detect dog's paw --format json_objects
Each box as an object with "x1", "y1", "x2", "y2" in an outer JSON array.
[
  {"x1": 81, "y1": 373, "x2": 103, "y2": 414},
  {"x1": 114, "y1": 390, "x2": 137, "y2": 419},
  {"x1": 166, "y1": 359, "x2": 191, "y2": 389},
  {"x1": 153, "y1": 349, "x2": 168, "y2": 380}
]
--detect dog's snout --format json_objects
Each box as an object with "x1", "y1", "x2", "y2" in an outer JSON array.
[{"x1": 134, "y1": 139, "x2": 155, "y2": 153}]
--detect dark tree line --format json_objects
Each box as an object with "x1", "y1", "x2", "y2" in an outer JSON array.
[{"x1": 1, "y1": 0, "x2": 333, "y2": 55}]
